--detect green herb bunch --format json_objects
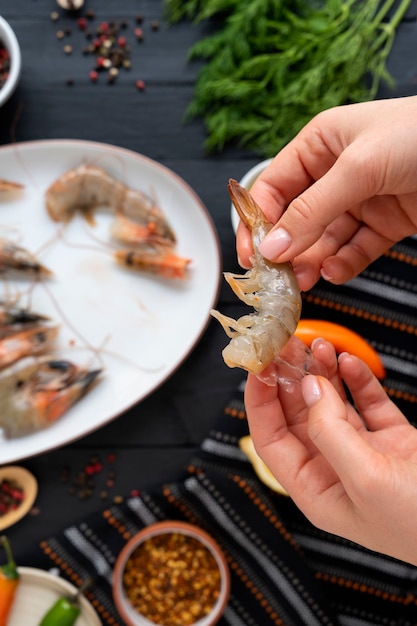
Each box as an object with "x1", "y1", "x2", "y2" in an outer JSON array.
[{"x1": 164, "y1": 0, "x2": 412, "y2": 157}]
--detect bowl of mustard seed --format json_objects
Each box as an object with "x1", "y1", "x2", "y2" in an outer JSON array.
[
  {"x1": 0, "y1": 16, "x2": 21, "y2": 107},
  {"x1": 112, "y1": 521, "x2": 230, "y2": 626}
]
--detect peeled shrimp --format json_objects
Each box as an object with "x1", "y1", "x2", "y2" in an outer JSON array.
[
  {"x1": 45, "y1": 164, "x2": 176, "y2": 245},
  {"x1": 114, "y1": 246, "x2": 191, "y2": 279},
  {"x1": 0, "y1": 356, "x2": 101, "y2": 438},
  {"x1": 0, "y1": 238, "x2": 52, "y2": 276},
  {"x1": 211, "y1": 179, "x2": 302, "y2": 375},
  {"x1": 0, "y1": 324, "x2": 59, "y2": 369}
]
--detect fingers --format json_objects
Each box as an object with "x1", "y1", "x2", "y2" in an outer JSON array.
[
  {"x1": 244, "y1": 373, "x2": 313, "y2": 488},
  {"x1": 301, "y1": 375, "x2": 374, "y2": 492},
  {"x1": 258, "y1": 147, "x2": 375, "y2": 265},
  {"x1": 338, "y1": 353, "x2": 408, "y2": 428}
]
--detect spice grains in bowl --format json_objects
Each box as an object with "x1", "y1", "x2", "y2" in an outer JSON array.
[{"x1": 113, "y1": 521, "x2": 230, "y2": 626}]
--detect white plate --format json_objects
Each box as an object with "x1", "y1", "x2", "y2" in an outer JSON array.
[
  {"x1": 0, "y1": 140, "x2": 221, "y2": 463},
  {"x1": 8, "y1": 567, "x2": 101, "y2": 626}
]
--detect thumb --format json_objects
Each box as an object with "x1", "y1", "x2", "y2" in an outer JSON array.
[{"x1": 258, "y1": 152, "x2": 370, "y2": 263}]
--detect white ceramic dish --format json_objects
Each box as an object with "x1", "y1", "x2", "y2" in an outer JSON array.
[
  {"x1": 8, "y1": 567, "x2": 101, "y2": 626},
  {"x1": 230, "y1": 158, "x2": 273, "y2": 233},
  {"x1": 0, "y1": 139, "x2": 221, "y2": 463},
  {"x1": 0, "y1": 466, "x2": 38, "y2": 530},
  {"x1": 0, "y1": 16, "x2": 21, "y2": 106}
]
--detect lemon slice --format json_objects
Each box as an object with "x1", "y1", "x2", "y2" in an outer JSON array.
[{"x1": 239, "y1": 435, "x2": 289, "y2": 496}]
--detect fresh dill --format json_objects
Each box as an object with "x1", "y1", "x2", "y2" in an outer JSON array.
[{"x1": 164, "y1": 0, "x2": 412, "y2": 156}]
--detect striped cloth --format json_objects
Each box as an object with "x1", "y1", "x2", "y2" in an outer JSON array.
[{"x1": 32, "y1": 237, "x2": 417, "y2": 626}]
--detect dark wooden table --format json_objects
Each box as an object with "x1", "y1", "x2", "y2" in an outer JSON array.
[{"x1": 1, "y1": 0, "x2": 417, "y2": 572}]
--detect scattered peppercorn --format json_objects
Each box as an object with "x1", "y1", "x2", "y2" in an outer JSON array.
[
  {"x1": 135, "y1": 79, "x2": 146, "y2": 91},
  {"x1": 77, "y1": 17, "x2": 87, "y2": 31},
  {"x1": 123, "y1": 533, "x2": 221, "y2": 626},
  {"x1": 66, "y1": 77, "x2": 74, "y2": 86},
  {"x1": 50, "y1": 9, "x2": 160, "y2": 89}
]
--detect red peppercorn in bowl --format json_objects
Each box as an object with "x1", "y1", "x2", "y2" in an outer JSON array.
[
  {"x1": 113, "y1": 521, "x2": 230, "y2": 626},
  {"x1": 0, "y1": 16, "x2": 21, "y2": 106}
]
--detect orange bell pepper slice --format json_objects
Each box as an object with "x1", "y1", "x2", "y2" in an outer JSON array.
[{"x1": 294, "y1": 319, "x2": 386, "y2": 379}]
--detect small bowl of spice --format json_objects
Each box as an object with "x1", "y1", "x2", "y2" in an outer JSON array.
[
  {"x1": 112, "y1": 520, "x2": 230, "y2": 626},
  {"x1": 0, "y1": 16, "x2": 21, "y2": 107}
]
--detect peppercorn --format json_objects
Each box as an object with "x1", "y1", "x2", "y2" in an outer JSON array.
[{"x1": 136, "y1": 79, "x2": 146, "y2": 91}]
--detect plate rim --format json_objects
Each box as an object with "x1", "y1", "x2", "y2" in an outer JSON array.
[{"x1": 0, "y1": 139, "x2": 222, "y2": 462}]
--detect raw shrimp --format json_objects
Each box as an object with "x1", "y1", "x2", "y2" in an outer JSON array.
[
  {"x1": 0, "y1": 238, "x2": 52, "y2": 276},
  {"x1": 0, "y1": 324, "x2": 59, "y2": 368},
  {"x1": 0, "y1": 355, "x2": 102, "y2": 438},
  {"x1": 45, "y1": 164, "x2": 176, "y2": 245},
  {"x1": 0, "y1": 300, "x2": 49, "y2": 328},
  {"x1": 211, "y1": 179, "x2": 302, "y2": 375},
  {"x1": 114, "y1": 246, "x2": 191, "y2": 279}
]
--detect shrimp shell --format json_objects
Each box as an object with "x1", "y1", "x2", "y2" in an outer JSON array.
[
  {"x1": 45, "y1": 164, "x2": 176, "y2": 244},
  {"x1": 211, "y1": 179, "x2": 302, "y2": 375},
  {"x1": 0, "y1": 356, "x2": 101, "y2": 438}
]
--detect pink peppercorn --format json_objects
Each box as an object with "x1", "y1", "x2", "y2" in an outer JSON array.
[
  {"x1": 89, "y1": 70, "x2": 98, "y2": 82},
  {"x1": 77, "y1": 17, "x2": 87, "y2": 30},
  {"x1": 136, "y1": 79, "x2": 146, "y2": 91}
]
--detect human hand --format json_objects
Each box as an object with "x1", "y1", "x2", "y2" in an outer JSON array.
[
  {"x1": 237, "y1": 96, "x2": 417, "y2": 291},
  {"x1": 245, "y1": 339, "x2": 417, "y2": 565}
]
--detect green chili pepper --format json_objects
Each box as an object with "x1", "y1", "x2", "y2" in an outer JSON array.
[
  {"x1": 38, "y1": 578, "x2": 92, "y2": 626},
  {"x1": 38, "y1": 596, "x2": 81, "y2": 626}
]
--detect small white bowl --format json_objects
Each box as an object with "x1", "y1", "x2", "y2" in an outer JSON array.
[
  {"x1": 231, "y1": 158, "x2": 273, "y2": 233},
  {"x1": 0, "y1": 16, "x2": 21, "y2": 106},
  {"x1": 113, "y1": 521, "x2": 230, "y2": 626}
]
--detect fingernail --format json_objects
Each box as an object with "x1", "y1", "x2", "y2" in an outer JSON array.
[
  {"x1": 302, "y1": 375, "x2": 322, "y2": 406},
  {"x1": 320, "y1": 267, "x2": 333, "y2": 281},
  {"x1": 258, "y1": 227, "x2": 292, "y2": 260}
]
